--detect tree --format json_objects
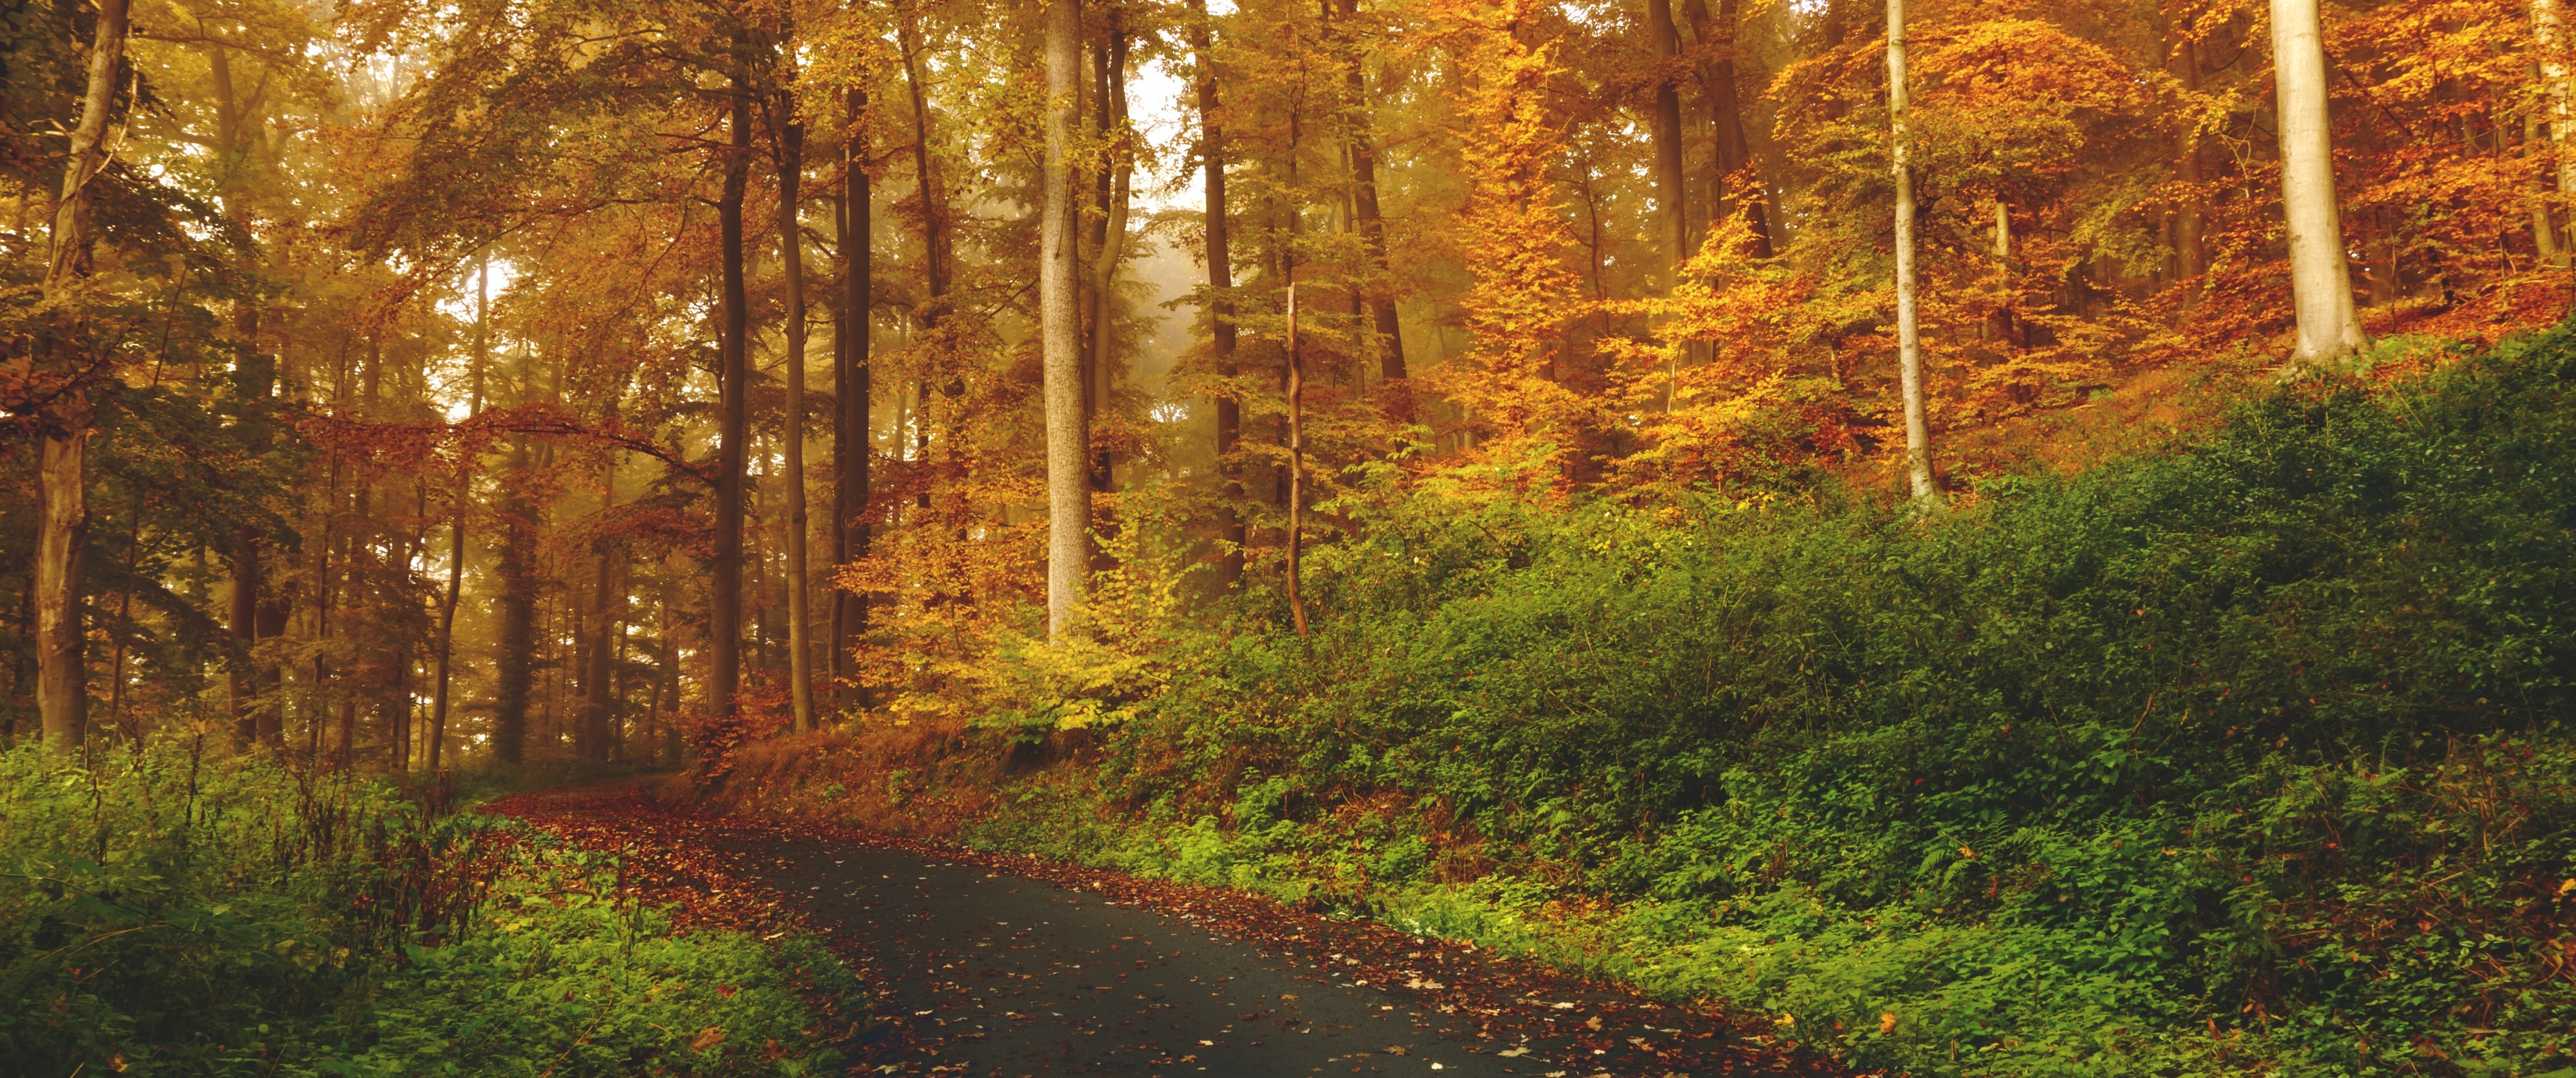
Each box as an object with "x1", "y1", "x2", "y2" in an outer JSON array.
[
  {"x1": 778, "y1": 91, "x2": 817, "y2": 734},
  {"x1": 1088, "y1": 14, "x2": 1134, "y2": 498},
  {"x1": 2270, "y1": 0, "x2": 2368, "y2": 365},
  {"x1": 1328, "y1": 0, "x2": 1407, "y2": 406},
  {"x1": 2542, "y1": 0, "x2": 2575, "y2": 264},
  {"x1": 1042, "y1": 0, "x2": 1089, "y2": 639},
  {"x1": 428, "y1": 261, "x2": 487, "y2": 772},
  {"x1": 32, "y1": 0, "x2": 133, "y2": 750},
  {"x1": 1188, "y1": 0, "x2": 1246, "y2": 588},
  {"x1": 1646, "y1": 0, "x2": 1689, "y2": 279},
  {"x1": 833, "y1": 86, "x2": 872, "y2": 710},
  {"x1": 1886, "y1": 0, "x2": 1935, "y2": 502},
  {"x1": 712, "y1": 52, "x2": 756, "y2": 727},
  {"x1": 1683, "y1": 0, "x2": 1770, "y2": 256}
]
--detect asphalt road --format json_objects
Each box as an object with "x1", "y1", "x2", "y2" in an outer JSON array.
[{"x1": 724, "y1": 835, "x2": 1568, "y2": 1077}]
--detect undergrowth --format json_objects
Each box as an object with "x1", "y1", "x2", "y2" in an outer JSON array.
[
  {"x1": 0, "y1": 743, "x2": 855, "y2": 1077},
  {"x1": 749, "y1": 329, "x2": 2576, "y2": 1077}
]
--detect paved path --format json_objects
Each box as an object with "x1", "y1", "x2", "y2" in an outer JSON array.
[
  {"x1": 495, "y1": 788, "x2": 1810, "y2": 1078},
  {"x1": 732, "y1": 835, "x2": 1541, "y2": 1077}
]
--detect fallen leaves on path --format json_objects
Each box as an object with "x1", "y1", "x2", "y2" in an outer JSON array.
[{"x1": 487, "y1": 785, "x2": 1868, "y2": 1078}]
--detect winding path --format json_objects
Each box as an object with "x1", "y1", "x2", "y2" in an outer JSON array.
[{"x1": 493, "y1": 788, "x2": 1832, "y2": 1078}]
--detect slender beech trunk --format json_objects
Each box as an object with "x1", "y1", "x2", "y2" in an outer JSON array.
[
  {"x1": 2530, "y1": 109, "x2": 2563, "y2": 267},
  {"x1": 102, "y1": 513, "x2": 139, "y2": 745},
  {"x1": 2270, "y1": 0, "x2": 2369, "y2": 365},
  {"x1": 1684, "y1": 0, "x2": 1774, "y2": 255},
  {"x1": 428, "y1": 261, "x2": 487, "y2": 771},
  {"x1": 833, "y1": 88, "x2": 872, "y2": 710},
  {"x1": 492, "y1": 330, "x2": 542, "y2": 764},
  {"x1": 230, "y1": 312, "x2": 278, "y2": 750},
  {"x1": 1887, "y1": 0, "x2": 1936, "y2": 502},
  {"x1": 577, "y1": 430, "x2": 621, "y2": 761},
  {"x1": 228, "y1": 527, "x2": 261, "y2": 747},
  {"x1": 1647, "y1": 0, "x2": 1689, "y2": 275},
  {"x1": 1988, "y1": 198, "x2": 2009, "y2": 342},
  {"x1": 254, "y1": 592, "x2": 286, "y2": 744},
  {"x1": 899, "y1": 9, "x2": 952, "y2": 322},
  {"x1": 493, "y1": 431, "x2": 535, "y2": 764},
  {"x1": 2540, "y1": 0, "x2": 2576, "y2": 258},
  {"x1": 1284, "y1": 284, "x2": 1307, "y2": 636},
  {"x1": 1089, "y1": 20, "x2": 1132, "y2": 496},
  {"x1": 1330, "y1": 0, "x2": 1407, "y2": 403},
  {"x1": 1042, "y1": 0, "x2": 1089, "y2": 639},
  {"x1": 898, "y1": 6, "x2": 954, "y2": 524},
  {"x1": 2173, "y1": 33, "x2": 2208, "y2": 281},
  {"x1": 578, "y1": 490, "x2": 619, "y2": 761},
  {"x1": 711, "y1": 62, "x2": 753, "y2": 718},
  {"x1": 34, "y1": 0, "x2": 131, "y2": 751},
  {"x1": 778, "y1": 109, "x2": 816, "y2": 734},
  {"x1": 1188, "y1": 0, "x2": 1245, "y2": 588}
]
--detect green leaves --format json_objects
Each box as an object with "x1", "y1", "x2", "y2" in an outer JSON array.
[
  {"x1": 1057, "y1": 328, "x2": 2576, "y2": 1077},
  {"x1": 0, "y1": 746, "x2": 854, "y2": 1077}
]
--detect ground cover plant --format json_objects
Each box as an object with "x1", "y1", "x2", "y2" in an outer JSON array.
[
  {"x1": 709, "y1": 330, "x2": 2576, "y2": 1078},
  {"x1": 0, "y1": 744, "x2": 858, "y2": 1077}
]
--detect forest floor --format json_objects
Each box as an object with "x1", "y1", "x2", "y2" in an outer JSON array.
[{"x1": 489, "y1": 784, "x2": 1851, "y2": 1078}]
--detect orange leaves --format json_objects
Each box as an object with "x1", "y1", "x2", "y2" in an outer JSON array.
[
  {"x1": 1418, "y1": 0, "x2": 1587, "y2": 463},
  {"x1": 1601, "y1": 213, "x2": 1864, "y2": 493}
]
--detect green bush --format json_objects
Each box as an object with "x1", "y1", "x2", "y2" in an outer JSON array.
[
  {"x1": 997, "y1": 328, "x2": 2576, "y2": 1076},
  {"x1": 0, "y1": 744, "x2": 854, "y2": 1077}
]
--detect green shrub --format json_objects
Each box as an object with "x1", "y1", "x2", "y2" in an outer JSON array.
[
  {"x1": 0, "y1": 744, "x2": 854, "y2": 1077},
  {"x1": 999, "y1": 327, "x2": 2576, "y2": 1076}
]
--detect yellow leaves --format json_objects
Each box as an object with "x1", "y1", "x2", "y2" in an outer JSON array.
[
  {"x1": 689, "y1": 1025, "x2": 726, "y2": 1051},
  {"x1": 1421, "y1": 0, "x2": 1585, "y2": 461}
]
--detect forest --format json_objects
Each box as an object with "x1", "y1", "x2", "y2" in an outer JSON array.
[{"x1": 6, "y1": 0, "x2": 2576, "y2": 1073}]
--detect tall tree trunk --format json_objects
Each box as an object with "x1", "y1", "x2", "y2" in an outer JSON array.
[
  {"x1": 427, "y1": 264, "x2": 483, "y2": 772},
  {"x1": 578, "y1": 490, "x2": 620, "y2": 761},
  {"x1": 711, "y1": 63, "x2": 753, "y2": 719},
  {"x1": 493, "y1": 433, "x2": 535, "y2": 764},
  {"x1": 34, "y1": 0, "x2": 131, "y2": 752},
  {"x1": 2271, "y1": 0, "x2": 2369, "y2": 364},
  {"x1": 1647, "y1": 0, "x2": 1689, "y2": 275},
  {"x1": 1188, "y1": 0, "x2": 1245, "y2": 588},
  {"x1": 1042, "y1": 0, "x2": 1089, "y2": 639},
  {"x1": 779, "y1": 107, "x2": 817, "y2": 734},
  {"x1": 1330, "y1": 0, "x2": 1408, "y2": 406},
  {"x1": 1089, "y1": 19, "x2": 1132, "y2": 496},
  {"x1": 898, "y1": 5, "x2": 956, "y2": 523},
  {"x1": 228, "y1": 311, "x2": 279, "y2": 750},
  {"x1": 833, "y1": 88, "x2": 872, "y2": 710},
  {"x1": 2535, "y1": 0, "x2": 2572, "y2": 264},
  {"x1": 2529, "y1": 109, "x2": 2563, "y2": 268},
  {"x1": 1887, "y1": 0, "x2": 1935, "y2": 502},
  {"x1": 1684, "y1": 0, "x2": 1774, "y2": 255},
  {"x1": 1990, "y1": 198, "x2": 2018, "y2": 345},
  {"x1": 428, "y1": 506, "x2": 467, "y2": 770},
  {"x1": 228, "y1": 526, "x2": 261, "y2": 748},
  {"x1": 2172, "y1": 32, "x2": 2208, "y2": 281},
  {"x1": 1284, "y1": 284, "x2": 1307, "y2": 636},
  {"x1": 899, "y1": 7, "x2": 952, "y2": 323},
  {"x1": 254, "y1": 591, "x2": 287, "y2": 744}
]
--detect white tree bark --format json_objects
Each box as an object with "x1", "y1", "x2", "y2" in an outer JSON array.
[
  {"x1": 1041, "y1": 0, "x2": 1090, "y2": 639},
  {"x1": 2271, "y1": 0, "x2": 2369, "y2": 365},
  {"x1": 2538, "y1": 0, "x2": 2575, "y2": 262},
  {"x1": 1888, "y1": 0, "x2": 1935, "y2": 503}
]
